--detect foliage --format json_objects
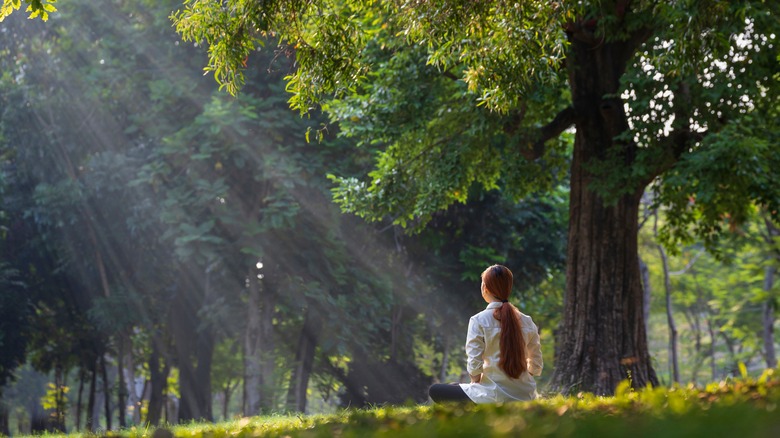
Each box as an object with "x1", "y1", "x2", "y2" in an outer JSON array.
[
  {"x1": 655, "y1": 96, "x2": 780, "y2": 252},
  {"x1": 0, "y1": 0, "x2": 56, "y2": 22},
  {"x1": 0, "y1": 0, "x2": 568, "y2": 423},
  {"x1": 172, "y1": 0, "x2": 780, "y2": 242}
]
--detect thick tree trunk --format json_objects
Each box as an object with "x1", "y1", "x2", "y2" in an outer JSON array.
[
  {"x1": 657, "y1": 243, "x2": 680, "y2": 384},
  {"x1": 762, "y1": 266, "x2": 777, "y2": 369},
  {"x1": 550, "y1": 36, "x2": 658, "y2": 395},
  {"x1": 286, "y1": 307, "x2": 321, "y2": 413},
  {"x1": 243, "y1": 270, "x2": 263, "y2": 415}
]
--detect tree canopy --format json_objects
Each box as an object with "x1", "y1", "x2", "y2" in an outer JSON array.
[{"x1": 173, "y1": 0, "x2": 780, "y2": 394}]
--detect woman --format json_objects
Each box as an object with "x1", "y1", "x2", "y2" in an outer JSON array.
[{"x1": 429, "y1": 264, "x2": 543, "y2": 403}]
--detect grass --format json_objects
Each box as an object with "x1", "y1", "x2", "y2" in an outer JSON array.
[{"x1": 17, "y1": 370, "x2": 780, "y2": 438}]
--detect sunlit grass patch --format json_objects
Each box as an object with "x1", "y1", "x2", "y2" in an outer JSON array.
[{"x1": 20, "y1": 370, "x2": 780, "y2": 438}]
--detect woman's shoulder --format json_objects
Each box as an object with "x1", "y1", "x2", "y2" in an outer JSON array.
[
  {"x1": 470, "y1": 308, "x2": 498, "y2": 325},
  {"x1": 517, "y1": 311, "x2": 539, "y2": 330},
  {"x1": 470, "y1": 307, "x2": 494, "y2": 319}
]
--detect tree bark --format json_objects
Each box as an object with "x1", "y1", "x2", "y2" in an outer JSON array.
[
  {"x1": 285, "y1": 307, "x2": 321, "y2": 412},
  {"x1": 762, "y1": 266, "x2": 777, "y2": 369},
  {"x1": 657, "y1": 242, "x2": 680, "y2": 384},
  {"x1": 550, "y1": 34, "x2": 658, "y2": 395},
  {"x1": 243, "y1": 269, "x2": 262, "y2": 415}
]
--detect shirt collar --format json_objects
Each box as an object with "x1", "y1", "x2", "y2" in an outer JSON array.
[{"x1": 486, "y1": 302, "x2": 503, "y2": 309}]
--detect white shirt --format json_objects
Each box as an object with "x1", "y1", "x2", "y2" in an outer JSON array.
[{"x1": 459, "y1": 302, "x2": 543, "y2": 403}]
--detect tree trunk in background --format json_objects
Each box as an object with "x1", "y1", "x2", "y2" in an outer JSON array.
[
  {"x1": 549, "y1": 34, "x2": 658, "y2": 395},
  {"x1": 286, "y1": 307, "x2": 321, "y2": 412},
  {"x1": 53, "y1": 366, "x2": 66, "y2": 432},
  {"x1": 762, "y1": 266, "x2": 777, "y2": 369},
  {"x1": 222, "y1": 382, "x2": 236, "y2": 420},
  {"x1": 390, "y1": 304, "x2": 403, "y2": 362},
  {"x1": 639, "y1": 257, "x2": 651, "y2": 334},
  {"x1": 124, "y1": 335, "x2": 142, "y2": 425},
  {"x1": 75, "y1": 371, "x2": 85, "y2": 431},
  {"x1": 657, "y1": 243, "x2": 680, "y2": 384},
  {"x1": 101, "y1": 355, "x2": 112, "y2": 431},
  {"x1": 683, "y1": 310, "x2": 703, "y2": 384},
  {"x1": 707, "y1": 317, "x2": 718, "y2": 380},
  {"x1": 439, "y1": 336, "x2": 450, "y2": 383},
  {"x1": 0, "y1": 400, "x2": 9, "y2": 436},
  {"x1": 259, "y1": 272, "x2": 278, "y2": 413},
  {"x1": 720, "y1": 332, "x2": 740, "y2": 376},
  {"x1": 244, "y1": 270, "x2": 262, "y2": 415},
  {"x1": 86, "y1": 366, "x2": 97, "y2": 432},
  {"x1": 117, "y1": 332, "x2": 128, "y2": 428},
  {"x1": 174, "y1": 266, "x2": 216, "y2": 422},
  {"x1": 194, "y1": 316, "x2": 215, "y2": 419},
  {"x1": 147, "y1": 341, "x2": 170, "y2": 426}
]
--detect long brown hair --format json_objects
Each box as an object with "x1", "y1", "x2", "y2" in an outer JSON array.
[{"x1": 482, "y1": 265, "x2": 526, "y2": 378}]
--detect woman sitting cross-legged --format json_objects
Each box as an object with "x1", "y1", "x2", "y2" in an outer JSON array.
[{"x1": 429, "y1": 264, "x2": 543, "y2": 403}]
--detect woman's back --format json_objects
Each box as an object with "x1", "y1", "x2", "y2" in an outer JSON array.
[{"x1": 460, "y1": 302, "x2": 543, "y2": 402}]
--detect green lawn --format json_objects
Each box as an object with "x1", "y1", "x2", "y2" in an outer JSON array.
[{"x1": 24, "y1": 371, "x2": 780, "y2": 438}]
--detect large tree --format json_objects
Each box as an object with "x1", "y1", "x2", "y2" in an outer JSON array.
[{"x1": 173, "y1": 0, "x2": 779, "y2": 394}]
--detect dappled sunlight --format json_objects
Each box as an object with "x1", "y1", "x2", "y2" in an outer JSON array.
[{"x1": 1, "y1": 0, "x2": 778, "y2": 436}]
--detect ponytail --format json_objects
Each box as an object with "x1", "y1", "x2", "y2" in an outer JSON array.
[
  {"x1": 482, "y1": 264, "x2": 527, "y2": 379},
  {"x1": 493, "y1": 302, "x2": 526, "y2": 378}
]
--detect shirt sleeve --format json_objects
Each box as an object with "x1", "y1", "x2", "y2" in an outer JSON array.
[
  {"x1": 525, "y1": 320, "x2": 543, "y2": 377},
  {"x1": 464, "y1": 316, "x2": 485, "y2": 376}
]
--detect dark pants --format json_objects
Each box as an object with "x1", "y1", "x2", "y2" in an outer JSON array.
[{"x1": 428, "y1": 383, "x2": 473, "y2": 403}]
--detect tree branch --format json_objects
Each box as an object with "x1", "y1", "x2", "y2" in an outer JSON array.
[
  {"x1": 669, "y1": 249, "x2": 705, "y2": 276},
  {"x1": 516, "y1": 106, "x2": 576, "y2": 161},
  {"x1": 442, "y1": 70, "x2": 460, "y2": 81}
]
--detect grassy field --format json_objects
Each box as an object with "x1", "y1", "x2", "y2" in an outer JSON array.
[{"x1": 20, "y1": 370, "x2": 780, "y2": 438}]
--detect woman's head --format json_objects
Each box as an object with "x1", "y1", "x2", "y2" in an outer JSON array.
[{"x1": 481, "y1": 264, "x2": 513, "y2": 302}]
